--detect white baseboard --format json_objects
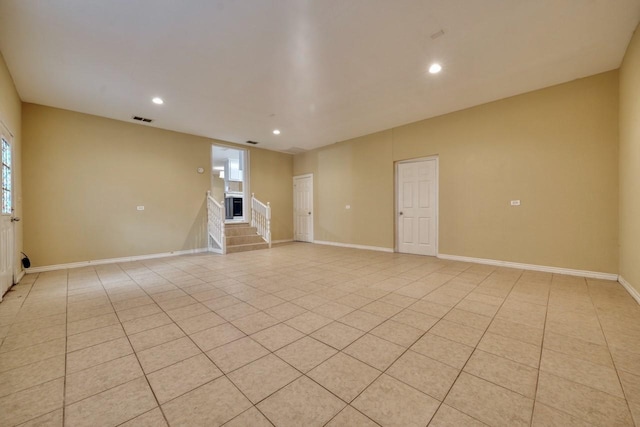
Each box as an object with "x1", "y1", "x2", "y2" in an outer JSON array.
[
  {"x1": 15, "y1": 270, "x2": 25, "y2": 284},
  {"x1": 26, "y1": 248, "x2": 210, "y2": 273},
  {"x1": 208, "y1": 247, "x2": 223, "y2": 255},
  {"x1": 437, "y1": 253, "x2": 618, "y2": 281},
  {"x1": 618, "y1": 276, "x2": 640, "y2": 305},
  {"x1": 313, "y1": 240, "x2": 394, "y2": 253},
  {"x1": 272, "y1": 239, "x2": 294, "y2": 244}
]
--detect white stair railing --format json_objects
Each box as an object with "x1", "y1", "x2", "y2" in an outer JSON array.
[
  {"x1": 251, "y1": 193, "x2": 271, "y2": 248},
  {"x1": 207, "y1": 191, "x2": 226, "y2": 254}
]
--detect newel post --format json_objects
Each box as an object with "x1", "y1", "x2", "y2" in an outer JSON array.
[{"x1": 267, "y1": 201, "x2": 272, "y2": 248}]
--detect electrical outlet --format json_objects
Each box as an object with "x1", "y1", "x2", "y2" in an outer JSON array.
[
  {"x1": 345, "y1": 205, "x2": 351, "y2": 210},
  {"x1": 510, "y1": 200, "x2": 521, "y2": 206},
  {"x1": 137, "y1": 206, "x2": 145, "y2": 211}
]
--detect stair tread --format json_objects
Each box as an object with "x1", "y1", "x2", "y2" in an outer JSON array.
[
  {"x1": 224, "y1": 223, "x2": 250, "y2": 228},
  {"x1": 227, "y1": 241, "x2": 268, "y2": 247},
  {"x1": 226, "y1": 241, "x2": 269, "y2": 254}
]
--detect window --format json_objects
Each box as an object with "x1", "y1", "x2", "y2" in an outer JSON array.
[{"x1": 1, "y1": 137, "x2": 11, "y2": 215}]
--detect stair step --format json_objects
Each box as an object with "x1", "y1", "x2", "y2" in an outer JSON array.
[
  {"x1": 226, "y1": 242, "x2": 269, "y2": 254},
  {"x1": 225, "y1": 226, "x2": 258, "y2": 237},
  {"x1": 224, "y1": 222, "x2": 250, "y2": 228},
  {"x1": 226, "y1": 234, "x2": 266, "y2": 246}
]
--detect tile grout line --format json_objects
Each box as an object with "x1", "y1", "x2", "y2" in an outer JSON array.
[
  {"x1": 95, "y1": 265, "x2": 173, "y2": 427},
  {"x1": 126, "y1": 256, "x2": 445, "y2": 425},
  {"x1": 3, "y1": 272, "x2": 68, "y2": 427},
  {"x1": 321, "y1": 263, "x2": 483, "y2": 426},
  {"x1": 16, "y1": 254, "x2": 336, "y2": 422},
  {"x1": 528, "y1": 273, "x2": 552, "y2": 427},
  {"x1": 531, "y1": 342, "x2": 634, "y2": 415},
  {"x1": 532, "y1": 277, "x2": 633, "y2": 424},
  {"x1": 8, "y1": 272, "x2": 68, "y2": 426},
  {"x1": 8, "y1": 272, "x2": 73, "y2": 425},
  {"x1": 0, "y1": 276, "x2": 37, "y2": 350},
  {"x1": 156, "y1": 267, "x2": 321, "y2": 427},
  {"x1": 7, "y1": 247, "x2": 636, "y2": 426},
  {"x1": 585, "y1": 277, "x2": 636, "y2": 424},
  {"x1": 158, "y1": 260, "x2": 356, "y2": 426},
  {"x1": 63, "y1": 270, "x2": 69, "y2": 427},
  {"x1": 5, "y1": 254, "x2": 442, "y2": 422},
  {"x1": 425, "y1": 268, "x2": 525, "y2": 426},
  {"x1": 232, "y1": 261, "x2": 491, "y2": 425},
  {"x1": 115, "y1": 261, "x2": 272, "y2": 426}
]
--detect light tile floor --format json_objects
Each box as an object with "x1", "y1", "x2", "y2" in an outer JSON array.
[{"x1": 0, "y1": 243, "x2": 639, "y2": 426}]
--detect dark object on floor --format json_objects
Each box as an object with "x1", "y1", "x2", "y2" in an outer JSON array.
[{"x1": 21, "y1": 252, "x2": 30, "y2": 269}]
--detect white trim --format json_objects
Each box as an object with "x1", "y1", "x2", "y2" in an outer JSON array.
[
  {"x1": 244, "y1": 150, "x2": 250, "y2": 223},
  {"x1": 437, "y1": 253, "x2": 617, "y2": 281},
  {"x1": 618, "y1": 276, "x2": 640, "y2": 305},
  {"x1": 395, "y1": 155, "x2": 439, "y2": 256},
  {"x1": 313, "y1": 240, "x2": 394, "y2": 253},
  {"x1": 1, "y1": 129, "x2": 17, "y2": 298},
  {"x1": 0, "y1": 119, "x2": 14, "y2": 138},
  {"x1": 15, "y1": 270, "x2": 25, "y2": 284},
  {"x1": 293, "y1": 174, "x2": 314, "y2": 243},
  {"x1": 26, "y1": 248, "x2": 210, "y2": 273},
  {"x1": 211, "y1": 144, "x2": 249, "y2": 222}
]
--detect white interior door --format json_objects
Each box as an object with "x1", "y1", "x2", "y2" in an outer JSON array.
[
  {"x1": 1, "y1": 133, "x2": 15, "y2": 300},
  {"x1": 397, "y1": 158, "x2": 438, "y2": 256},
  {"x1": 293, "y1": 175, "x2": 313, "y2": 242}
]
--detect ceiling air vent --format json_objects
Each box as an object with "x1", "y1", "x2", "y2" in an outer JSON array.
[
  {"x1": 246, "y1": 140, "x2": 259, "y2": 145},
  {"x1": 283, "y1": 147, "x2": 307, "y2": 155},
  {"x1": 132, "y1": 116, "x2": 153, "y2": 123}
]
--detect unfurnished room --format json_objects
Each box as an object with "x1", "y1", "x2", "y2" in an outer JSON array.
[{"x1": 1, "y1": 1, "x2": 640, "y2": 426}]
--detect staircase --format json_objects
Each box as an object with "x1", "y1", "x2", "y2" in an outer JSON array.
[
  {"x1": 225, "y1": 223, "x2": 269, "y2": 253},
  {"x1": 206, "y1": 192, "x2": 272, "y2": 255}
]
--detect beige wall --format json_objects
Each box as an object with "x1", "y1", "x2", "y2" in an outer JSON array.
[
  {"x1": 249, "y1": 147, "x2": 294, "y2": 242},
  {"x1": 619, "y1": 25, "x2": 640, "y2": 293},
  {"x1": 295, "y1": 71, "x2": 619, "y2": 274},
  {"x1": 294, "y1": 130, "x2": 394, "y2": 247},
  {"x1": 22, "y1": 104, "x2": 292, "y2": 267},
  {"x1": 0, "y1": 52, "x2": 23, "y2": 278},
  {"x1": 210, "y1": 174, "x2": 225, "y2": 202}
]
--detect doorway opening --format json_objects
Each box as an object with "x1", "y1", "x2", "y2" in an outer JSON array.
[
  {"x1": 395, "y1": 157, "x2": 439, "y2": 256},
  {"x1": 211, "y1": 145, "x2": 249, "y2": 223}
]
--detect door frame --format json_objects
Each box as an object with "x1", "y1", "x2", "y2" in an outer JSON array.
[
  {"x1": 211, "y1": 143, "x2": 250, "y2": 223},
  {"x1": 0, "y1": 120, "x2": 16, "y2": 300},
  {"x1": 395, "y1": 156, "x2": 439, "y2": 255},
  {"x1": 293, "y1": 173, "x2": 314, "y2": 243}
]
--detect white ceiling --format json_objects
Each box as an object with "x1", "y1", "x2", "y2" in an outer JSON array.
[{"x1": 0, "y1": 1, "x2": 639, "y2": 153}]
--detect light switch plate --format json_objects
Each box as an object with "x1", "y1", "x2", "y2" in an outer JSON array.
[
  {"x1": 510, "y1": 200, "x2": 521, "y2": 206},
  {"x1": 137, "y1": 206, "x2": 145, "y2": 211}
]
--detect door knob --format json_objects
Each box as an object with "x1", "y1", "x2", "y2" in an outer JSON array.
[
  {"x1": 11, "y1": 217, "x2": 20, "y2": 222},
  {"x1": 308, "y1": 212, "x2": 311, "y2": 215},
  {"x1": 399, "y1": 212, "x2": 403, "y2": 215}
]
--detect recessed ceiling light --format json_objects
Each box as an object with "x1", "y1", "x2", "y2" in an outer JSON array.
[
  {"x1": 152, "y1": 97, "x2": 164, "y2": 105},
  {"x1": 428, "y1": 63, "x2": 442, "y2": 74},
  {"x1": 273, "y1": 129, "x2": 281, "y2": 135}
]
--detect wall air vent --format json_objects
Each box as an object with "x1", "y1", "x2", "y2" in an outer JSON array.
[
  {"x1": 246, "y1": 140, "x2": 259, "y2": 145},
  {"x1": 132, "y1": 116, "x2": 153, "y2": 123}
]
